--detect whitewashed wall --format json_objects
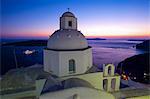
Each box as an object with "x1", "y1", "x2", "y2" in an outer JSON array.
[{"x1": 44, "y1": 48, "x2": 92, "y2": 77}]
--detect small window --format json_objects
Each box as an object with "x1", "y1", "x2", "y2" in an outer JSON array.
[
  {"x1": 68, "y1": 21, "x2": 72, "y2": 27},
  {"x1": 69, "y1": 59, "x2": 75, "y2": 73}
]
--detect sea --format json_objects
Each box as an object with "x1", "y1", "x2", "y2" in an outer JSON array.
[{"x1": 1, "y1": 39, "x2": 145, "y2": 75}]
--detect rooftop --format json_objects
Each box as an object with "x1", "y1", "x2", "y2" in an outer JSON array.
[{"x1": 0, "y1": 64, "x2": 49, "y2": 95}]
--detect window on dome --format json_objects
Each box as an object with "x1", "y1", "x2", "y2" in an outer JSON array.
[
  {"x1": 68, "y1": 21, "x2": 72, "y2": 27},
  {"x1": 69, "y1": 59, "x2": 75, "y2": 73}
]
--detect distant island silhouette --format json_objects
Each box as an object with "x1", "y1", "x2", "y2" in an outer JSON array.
[
  {"x1": 2, "y1": 38, "x2": 106, "y2": 46},
  {"x1": 128, "y1": 39, "x2": 146, "y2": 41},
  {"x1": 2, "y1": 40, "x2": 47, "y2": 46},
  {"x1": 86, "y1": 38, "x2": 106, "y2": 40}
]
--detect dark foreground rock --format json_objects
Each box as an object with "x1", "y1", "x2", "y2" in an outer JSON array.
[{"x1": 117, "y1": 53, "x2": 150, "y2": 84}]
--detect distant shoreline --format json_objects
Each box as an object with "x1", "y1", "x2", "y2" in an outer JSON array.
[
  {"x1": 2, "y1": 38, "x2": 106, "y2": 46},
  {"x1": 127, "y1": 39, "x2": 146, "y2": 41},
  {"x1": 86, "y1": 38, "x2": 106, "y2": 40},
  {"x1": 2, "y1": 40, "x2": 47, "y2": 46}
]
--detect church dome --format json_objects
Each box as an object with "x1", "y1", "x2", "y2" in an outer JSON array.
[
  {"x1": 47, "y1": 29, "x2": 88, "y2": 50},
  {"x1": 62, "y1": 11, "x2": 75, "y2": 17}
]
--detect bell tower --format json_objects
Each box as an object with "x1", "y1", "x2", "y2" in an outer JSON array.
[
  {"x1": 60, "y1": 9, "x2": 77, "y2": 30},
  {"x1": 103, "y1": 64, "x2": 120, "y2": 92}
]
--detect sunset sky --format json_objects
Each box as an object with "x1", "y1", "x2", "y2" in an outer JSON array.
[{"x1": 1, "y1": 0, "x2": 150, "y2": 39}]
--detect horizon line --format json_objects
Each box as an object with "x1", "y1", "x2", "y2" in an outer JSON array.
[{"x1": 1, "y1": 35, "x2": 150, "y2": 40}]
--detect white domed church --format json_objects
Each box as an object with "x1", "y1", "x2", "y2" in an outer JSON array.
[
  {"x1": 44, "y1": 11, "x2": 92, "y2": 77},
  {"x1": 42, "y1": 11, "x2": 121, "y2": 98}
]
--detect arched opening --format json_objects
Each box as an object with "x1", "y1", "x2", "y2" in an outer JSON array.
[
  {"x1": 111, "y1": 78, "x2": 116, "y2": 91},
  {"x1": 103, "y1": 79, "x2": 108, "y2": 91},
  {"x1": 62, "y1": 78, "x2": 94, "y2": 89},
  {"x1": 103, "y1": 64, "x2": 115, "y2": 76},
  {"x1": 108, "y1": 66, "x2": 112, "y2": 75},
  {"x1": 69, "y1": 59, "x2": 76, "y2": 73}
]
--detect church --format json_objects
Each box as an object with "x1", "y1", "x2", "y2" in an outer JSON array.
[
  {"x1": 41, "y1": 11, "x2": 120, "y2": 98},
  {"x1": 0, "y1": 11, "x2": 149, "y2": 99}
]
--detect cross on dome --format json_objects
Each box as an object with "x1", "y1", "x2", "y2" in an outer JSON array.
[{"x1": 67, "y1": 8, "x2": 70, "y2": 12}]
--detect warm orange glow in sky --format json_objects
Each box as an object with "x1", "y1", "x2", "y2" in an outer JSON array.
[
  {"x1": 78, "y1": 22, "x2": 149, "y2": 38},
  {"x1": 2, "y1": 0, "x2": 149, "y2": 39}
]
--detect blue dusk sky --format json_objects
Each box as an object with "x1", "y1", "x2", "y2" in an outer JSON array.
[{"x1": 1, "y1": 0, "x2": 150, "y2": 39}]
